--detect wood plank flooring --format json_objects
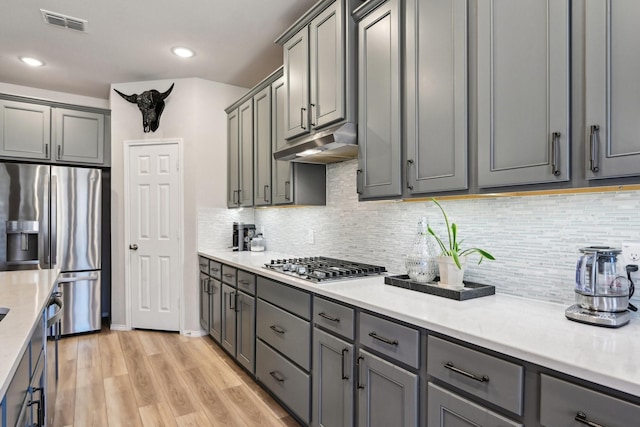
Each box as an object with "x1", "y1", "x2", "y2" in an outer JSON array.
[{"x1": 53, "y1": 329, "x2": 300, "y2": 427}]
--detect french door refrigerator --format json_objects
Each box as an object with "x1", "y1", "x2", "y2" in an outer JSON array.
[{"x1": 0, "y1": 162, "x2": 102, "y2": 335}]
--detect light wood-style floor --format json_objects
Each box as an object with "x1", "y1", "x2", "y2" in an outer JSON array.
[{"x1": 53, "y1": 328, "x2": 300, "y2": 427}]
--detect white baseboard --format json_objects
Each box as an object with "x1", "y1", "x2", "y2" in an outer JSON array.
[
  {"x1": 181, "y1": 329, "x2": 208, "y2": 337},
  {"x1": 110, "y1": 324, "x2": 131, "y2": 331}
]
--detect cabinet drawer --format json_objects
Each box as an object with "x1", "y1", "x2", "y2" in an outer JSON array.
[
  {"x1": 257, "y1": 276, "x2": 311, "y2": 320},
  {"x1": 221, "y1": 265, "x2": 237, "y2": 285},
  {"x1": 359, "y1": 312, "x2": 420, "y2": 369},
  {"x1": 540, "y1": 374, "x2": 640, "y2": 427},
  {"x1": 198, "y1": 256, "x2": 209, "y2": 274},
  {"x1": 237, "y1": 270, "x2": 256, "y2": 295},
  {"x1": 257, "y1": 299, "x2": 311, "y2": 371},
  {"x1": 256, "y1": 340, "x2": 310, "y2": 424},
  {"x1": 208, "y1": 260, "x2": 222, "y2": 279},
  {"x1": 313, "y1": 296, "x2": 354, "y2": 340},
  {"x1": 427, "y1": 336, "x2": 524, "y2": 415}
]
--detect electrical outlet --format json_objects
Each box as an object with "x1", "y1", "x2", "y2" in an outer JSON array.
[
  {"x1": 621, "y1": 241, "x2": 640, "y2": 265},
  {"x1": 307, "y1": 229, "x2": 315, "y2": 244}
]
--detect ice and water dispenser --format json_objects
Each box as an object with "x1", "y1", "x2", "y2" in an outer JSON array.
[{"x1": 6, "y1": 220, "x2": 39, "y2": 265}]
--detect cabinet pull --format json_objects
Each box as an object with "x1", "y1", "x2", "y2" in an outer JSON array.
[
  {"x1": 229, "y1": 291, "x2": 236, "y2": 310},
  {"x1": 232, "y1": 190, "x2": 238, "y2": 205},
  {"x1": 223, "y1": 273, "x2": 234, "y2": 278},
  {"x1": 356, "y1": 169, "x2": 363, "y2": 194},
  {"x1": 589, "y1": 125, "x2": 600, "y2": 173},
  {"x1": 284, "y1": 181, "x2": 291, "y2": 200},
  {"x1": 356, "y1": 356, "x2": 365, "y2": 389},
  {"x1": 444, "y1": 362, "x2": 490, "y2": 383},
  {"x1": 57, "y1": 145, "x2": 62, "y2": 159},
  {"x1": 239, "y1": 279, "x2": 250, "y2": 285},
  {"x1": 575, "y1": 411, "x2": 607, "y2": 427},
  {"x1": 211, "y1": 267, "x2": 220, "y2": 272},
  {"x1": 406, "y1": 159, "x2": 414, "y2": 190},
  {"x1": 551, "y1": 132, "x2": 561, "y2": 176},
  {"x1": 270, "y1": 324, "x2": 286, "y2": 335},
  {"x1": 368, "y1": 331, "x2": 398, "y2": 346},
  {"x1": 300, "y1": 107, "x2": 307, "y2": 130},
  {"x1": 269, "y1": 371, "x2": 285, "y2": 383},
  {"x1": 203, "y1": 278, "x2": 209, "y2": 294},
  {"x1": 341, "y1": 348, "x2": 349, "y2": 380},
  {"x1": 45, "y1": 143, "x2": 49, "y2": 158},
  {"x1": 237, "y1": 189, "x2": 242, "y2": 205},
  {"x1": 310, "y1": 103, "x2": 316, "y2": 127},
  {"x1": 235, "y1": 293, "x2": 240, "y2": 313},
  {"x1": 264, "y1": 184, "x2": 269, "y2": 203},
  {"x1": 318, "y1": 312, "x2": 340, "y2": 323}
]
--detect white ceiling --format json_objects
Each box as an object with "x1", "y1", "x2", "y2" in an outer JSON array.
[{"x1": 0, "y1": 0, "x2": 318, "y2": 99}]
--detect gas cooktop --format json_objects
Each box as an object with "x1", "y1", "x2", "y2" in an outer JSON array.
[{"x1": 264, "y1": 256, "x2": 387, "y2": 283}]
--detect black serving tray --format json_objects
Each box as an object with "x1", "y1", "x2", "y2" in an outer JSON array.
[{"x1": 384, "y1": 275, "x2": 495, "y2": 301}]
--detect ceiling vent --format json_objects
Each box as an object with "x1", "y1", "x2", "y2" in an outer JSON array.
[{"x1": 40, "y1": 9, "x2": 87, "y2": 32}]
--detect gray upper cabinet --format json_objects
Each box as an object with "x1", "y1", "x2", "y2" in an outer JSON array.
[
  {"x1": 272, "y1": 76, "x2": 294, "y2": 205},
  {"x1": 53, "y1": 108, "x2": 105, "y2": 165},
  {"x1": 0, "y1": 99, "x2": 50, "y2": 161},
  {"x1": 477, "y1": 0, "x2": 570, "y2": 188},
  {"x1": 405, "y1": 0, "x2": 468, "y2": 194},
  {"x1": 283, "y1": 26, "x2": 310, "y2": 140},
  {"x1": 227, "y1": 99, "x2": 253, "y2": 208},
  {"x1": 356, "y1": 0, "x2": 402, "y2": 199},
  {"x1": 253, "y1": 86, "x2": 272, "y2": 206},
  {"x1": 585, "y1": 0, "x2": 640, "y2": 179},
  {"x1": 227, "y1": 108, "x2": 241, "y2": 207}
]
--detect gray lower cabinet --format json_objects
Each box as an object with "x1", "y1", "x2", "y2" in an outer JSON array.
[
  {"x1": 313, "y1": 328, "x2": 354, "y2": 427},
  {"x1": 356, "y1": 349, "x2": 418, "y2": 427},
  {"x1": 477, "y1": 0, "x2": 570, "y2": 187},
  {"x1": 52, "y1": 108, "x2": 105, "y2": 165},
  {"x1": 208, "y1": 278, "x2": 222, "y2": 343},
  {"x1": 404, "y1": 0, "x2": 468, "y2": 194},
  {"x1": 585, "y1": 1, "x2": 640, "y2": 179},
  {"x1": 356, "y1": 0, "x2": 402, "y2": 199},
  {"x1": 427, "y1": 382, "x2": 523, "y2": 427},
  {"x1": 0, "y1": 99, "x2": 51, "y2": 161},
  {"x1": 221, "y1": 282, "x2": 255, "y2": 374},
  {"x1": 221, "y1": 283, "x2": 237, "y2": 355},
  {"x1": 254, "y1": 85, "x2": 272, "y2": 206},
  {"x1": 199, "y1": 272, "x2": 210, "y2": 332}
]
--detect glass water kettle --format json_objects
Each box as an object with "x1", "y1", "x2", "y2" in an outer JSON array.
[{"x1": 575, "y1": 246, "x2": 629, "y2": 312}]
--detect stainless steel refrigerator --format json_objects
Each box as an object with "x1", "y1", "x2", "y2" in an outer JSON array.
[{"x1": 0, "y1": 162, "x2": 101, "y2": 335}]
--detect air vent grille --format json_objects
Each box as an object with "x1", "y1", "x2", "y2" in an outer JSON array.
[{"x1": 40, "y1": 9, "x2": 87, "y2": 32}]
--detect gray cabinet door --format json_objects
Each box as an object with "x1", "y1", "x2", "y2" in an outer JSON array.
[
  {"x1": 313, "y1": 328, "x2": 354, "y2": 427},
  {"x1": 236, "y1": 291, "x2": 255, "y2": 374},
  {"x1": 477, "y1": 0, "x2": 570, "y2": 187},
  {"x1": 254, "y1": 86, "x2": 272, "y2": 206},
  {"x1": 585, "y1": 0, "x2": 640, "y2": 179},
  {"x1": 310, "y1": 0, "x2": 345, "y2": 130},
  {"x1": 357, "y1": 0, "x2": 402, "y2": 199},
  {"x1": 284, "y1": 26, "x2": 310, "y2": 140},
  {"x1": 221, "y1": 283, "x2": 236, "y2": 355},
  {"x1": 357, "y1": 349, "x2": 418, "y2": 427},
  {"x1": 209, "y1": 278, "x2": 222, "y2": 343},
  {"x1": 238, "y1": 99, "x2": 254, "y2": 207},
  {"x1": 199, "y1": 273, "x2": 210, "y2": 332},
  {"x1": 0, "y1": 100, "x2": 50, "y2": 161},
  {"x1": 405, "y1": 0, "x2": 468, "y2": 194},
  {"x1": 227, "y1": 108, "x2": 240, "y2": 207},
  {"x1": 53, "y1": 108, "x2": 104, "y2": 165},
  {"x1": 427, "y1": 382, "x2": 523, "y2": 427},
  {"x1": 271, "y1": 76, "x2": 294, "y2": 205}
]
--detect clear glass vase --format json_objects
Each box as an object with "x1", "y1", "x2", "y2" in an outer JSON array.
[{"x1": 405, "y1": 217, "x2": 438, "y2": 283}]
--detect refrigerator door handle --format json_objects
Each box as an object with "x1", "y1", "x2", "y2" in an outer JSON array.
[
  {"x1": 51, "y1": 175, "x2": 58, "y2": 266},
  {"x1": 57, "y1": 273, "x2": 100, "y2": 283}
]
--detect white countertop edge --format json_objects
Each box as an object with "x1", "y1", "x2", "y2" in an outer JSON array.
[
  {"x1": 199, "y1": 250, "x2": 640, "y2": 399},
  {"x1": 0, "y1": 269, "x2": 60, "y2": 397}
]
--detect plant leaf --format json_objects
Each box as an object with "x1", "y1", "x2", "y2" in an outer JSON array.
[{"x1": 451, "y1": 251, "x2": 462, "y2": 269}]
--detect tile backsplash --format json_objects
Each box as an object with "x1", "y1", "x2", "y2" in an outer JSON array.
[{"x1": 198, "y1": 159, "x2": 640, "y2": 305}]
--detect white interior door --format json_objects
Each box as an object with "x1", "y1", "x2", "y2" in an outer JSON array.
[{"x1": 127, "y1": 141, "x2": 181, "y2": 331}]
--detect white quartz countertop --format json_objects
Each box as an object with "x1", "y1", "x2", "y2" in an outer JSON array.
[
  {"x1": 200, "y1": 250, "x2": 640, "y2": 399},
  {"x1": 0, "y1": 269, "x2": 59, "y2": 397}
]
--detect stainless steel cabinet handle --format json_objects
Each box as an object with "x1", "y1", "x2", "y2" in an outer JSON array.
[
  {"x1": 236, "y1": 189, "x2": 242, "y2": 205},
  {"x1": 300, "y1": 107, "x2": 307, "y2": 130},
  {"x1": 269, "y1": 371, "x2": 285, "y2": 383},
  {"x1": 356, "y1": 169, "x2": 363, "y2": 194},
  {"x1": 284, "y1": 181, "x2": 291, "y2": 201},
  {"x1": 232, "y1": 190, "x2": 238, "y2": 205},
  {"x1": 264, "y1": 184, "x2": 269, "y2": 203},
  {"x1": 57, "y1": 145, "x2": 62, "y2": 159},
  {"x1": 444, "y1": 362, "x2": 490, "y2": 383},
  {"x1": 229, "y1": 291, "x2": 236, "y2": 310},
  {"x1": 318, "y1": 312, "x2": 340, "y2": 323},
  {"x1": 590, "y1": 125, "x2": 600, "y2": 173},
  {"x1": 406, "y1": 159, "x2": 414, "y2": 190},
  {"x1": 202, "y1": 278, "x2": 209, "y2": 294},
  {"x1": 551, "y1": 132, "x2": 561, "y2": 176},
  {"x1": 45, "y1": 143, "x2": 49, "y2": 158},
  {"x1": 223, "y1": 273, "x2": 233, "y2": 278},
  {"x1": 356, "y1": 356, "x2": 365, "y2": 389},
  {"x1": 211, "y1": 267, "x2": 220, "y2": 273},
  {"x1": 239, "y1": 279, "x2": 251, "y2": 285},
  {"x1": 270, "y1": 325, "x2": 286, "y2": 335},
  {"x1": 310, "y1": 103, "x2": 316, "y2": 127},
  {"x1": 341, "y1": 348, "x2": 349, "y2": 380},
  {"x1": 368, "y1": 331, "x2": 398, "y2": 346},
  {"x1": 575, "y1": 411, "x2": 607, "y2": 427},
  {"x1": 234, "y1": 293, "x2": 240, "y2": 313},
  {"x1": 129, "y1": 244, "x2": 138, "y2": 250}
]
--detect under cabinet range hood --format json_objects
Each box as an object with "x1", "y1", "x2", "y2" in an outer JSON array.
[{"x1": 273, "y1": 122, "x2": 357, "y2": 164}]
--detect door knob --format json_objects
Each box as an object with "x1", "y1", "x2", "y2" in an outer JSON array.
[{"x1": 129, "y1": 244, "x2": 138, "y2": 250}]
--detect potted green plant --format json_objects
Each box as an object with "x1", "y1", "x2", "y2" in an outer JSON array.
[{"x1": 427, "y1": 198, "x2": 495, "y2": 289}]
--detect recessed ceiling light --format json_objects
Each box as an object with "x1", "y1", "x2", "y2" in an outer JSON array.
[
  {"x1": 171, "y1": 47, "x2": 195, "y2": 58},
  {"x1": 19, "y1": 57, "x2": 45, "y2": 67}
]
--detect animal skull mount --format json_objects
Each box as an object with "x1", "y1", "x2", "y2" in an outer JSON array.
[{"x1": 114, "y1": 83, "x2": 174, "y2": 133}]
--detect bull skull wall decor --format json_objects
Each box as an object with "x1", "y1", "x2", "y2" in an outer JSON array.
[{"x1": 114, "y1": 83, "x2": 174, "y2": 132}]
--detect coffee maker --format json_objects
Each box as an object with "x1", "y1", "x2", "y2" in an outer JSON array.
[
  {"x1": 565, "y1": 246, "x2": 632, "y2": 328},
  {"x1": 232, "y1": 222, "x2": 255, "y2": 251}
]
